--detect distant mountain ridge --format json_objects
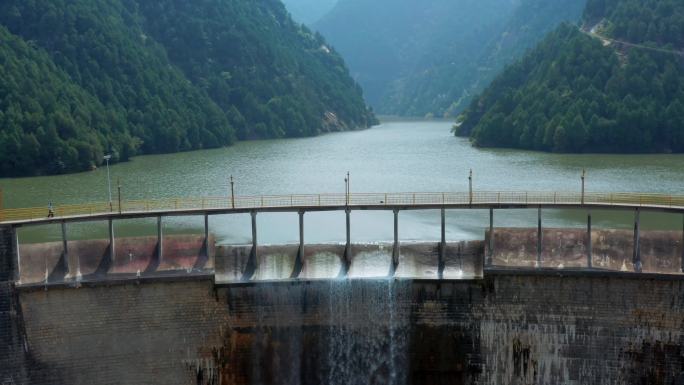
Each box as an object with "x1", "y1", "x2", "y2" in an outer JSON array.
[
  {"x1": 314, "y1": 0, "x2": 587, "y2": 117},
  {"x1": 281, "y1": 0, "x2": 338, "y2": 25},
  {"x1": 457, "y1": 0, "x2": 684, "y2": 153},
  {"x1": 0, "y1": 0, "x2": 375, "y2": 177}
]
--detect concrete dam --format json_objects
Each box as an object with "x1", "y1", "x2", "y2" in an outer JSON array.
[{"x1": 2, "y1": 192, "x2": 684, "y2": 384}]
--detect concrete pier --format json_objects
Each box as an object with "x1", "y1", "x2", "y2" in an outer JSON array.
[
  {"x1": 439, "y1": 207, "x2": 446, "y2": 278},
  {"x1": 342, "y1": 208, "x2": 351, "y2": 276},
  {"x1": 587, "y1": 211, "x2": 592, "y2": 268},
  {"x1": 156, "y1": 216, "x2": 163, "y2": 263},
  {"x1": 536, "y1": 206, "x2": 542, "y2": 267},
  {"x1": 633, "y1": 209, "x2": 642, "y2": 272},
  {"x1": 243, "y1": 211, "x2": 258, "y2": 280},
  {"x1": 392, "y1": 209, "x2": 399, "y2": 275},
  {"x1": 60, "y1": 221, "x2": 69, "y2": 279},
  {"x1": 203, "y1": 214, "x2": 209, "y2": 257},
  {"x1": 487, "y1": 208, "x2": 493, "y2": 266},
  {"x1": 293, "y1": 210, "x2": 304, "y2": 278},
  {"x1": 108, "y1": 219, "x2": 115, "y2": 264}
]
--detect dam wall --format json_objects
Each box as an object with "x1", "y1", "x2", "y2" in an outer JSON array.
[
  {"x1": 9, "y1": 273, "x2": 684, "y2": 385},
  {"x1": 0, "y1": 226, "x2": 30, "y2": 385},
  {"x1": 2, "y1": 227, "x2": 684, "y2": 384}
]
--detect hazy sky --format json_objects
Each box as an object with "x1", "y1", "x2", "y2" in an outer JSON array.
[{"x1": 281, "y1": 0, "x2": 338, "y2": 25}]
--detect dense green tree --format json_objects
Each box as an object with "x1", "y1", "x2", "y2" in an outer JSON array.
[
  {"x1": 0, "y1": 0, "x2": 376, "y2": 177},
  {"x1": 0, "y1": 26, "x2": 138, "y2": 176},
  {"x1": 457, "y1": 0, "x2": 684, "y2": 154}
]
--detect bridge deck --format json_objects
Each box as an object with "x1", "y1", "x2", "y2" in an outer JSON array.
[{"x1": 1, "y1": 191, "x2": 684, "y2": 226}]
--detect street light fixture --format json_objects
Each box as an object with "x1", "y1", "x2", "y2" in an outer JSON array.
[{"x1": 104, "y1": 155, "x2": 113, "y2": 211}]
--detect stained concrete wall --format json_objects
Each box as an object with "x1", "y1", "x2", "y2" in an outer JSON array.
[
  {"x1": 10, "y1": 273, "x2": 684, "y2": 385},
  {"x1": 0, "y1": 226, "x2": 30, "y2": 385},
  {"x1": 18, "y1": 235, "x2": 215, "y2": 284},
  {"x1": 489, "y1": 228, "x2": 684, "y2": 273}
]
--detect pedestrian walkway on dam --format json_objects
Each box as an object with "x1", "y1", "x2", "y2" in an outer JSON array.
[
  {"x1": 1, "y1": 188, "x2": 684, "y2": 288},
  {"x1": 3, "y1": 190, "x2": 684, "y2": 224}
]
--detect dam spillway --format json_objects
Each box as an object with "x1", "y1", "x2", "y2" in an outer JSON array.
[{"x1": 2, "y1": 223, "x2": 684, "y2": 384}]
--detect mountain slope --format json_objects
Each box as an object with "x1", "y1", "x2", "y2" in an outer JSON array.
[
  {"x1": 315, "y1": 0, "x2": 586, "y2": 117},
  {"x1": 127, "y1": 0, "x2": 375, "y2": 139},
  {"x1": 0, "y1": 0, "x2": 374, "y2": 177},
  {"x1": 0, "y1": 1, "x2": 233, "y2": 158},
  {"x1": 381, "y1": 0, "x2": 588, "y2": 117},
  {"x1": 458, "y1": 0, "x2": 684, "y2": 153},
  {"x1": 0, "y1": 26, "x2": 135, "y2": 177}
]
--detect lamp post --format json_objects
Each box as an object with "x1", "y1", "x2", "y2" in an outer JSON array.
[
  {"x1": 230, "y1": 175, "x2": 235, "y2": 209},
  {"x1": 104, "y1": 155, "x2": 113, "y2": 211},
  {"x1": 117, "y1": 178, "x2": 122, "y2": 214},
  {"x1": 468, "y1": 169, "x2": 473, "y2": 206},
  {"x1": 344, "y1": 172, "x2": 350, "y2": 206}
]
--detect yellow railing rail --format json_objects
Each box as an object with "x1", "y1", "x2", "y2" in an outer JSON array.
[{"x1": 1, "y1": 191, "x2": 684, "y2": 223}]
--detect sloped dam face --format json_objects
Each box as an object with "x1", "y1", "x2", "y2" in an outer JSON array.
[
  {"x1": 7, "y1": 276, "x2": 684, "y2": 385},
  {"x1": 2, "y1": 230, "x2": 684, "y2": 384}
]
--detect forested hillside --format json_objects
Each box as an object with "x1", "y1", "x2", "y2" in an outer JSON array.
[
  {"x1": 315, "y1": 0, "x2": 586, "y2": 117},
  {"x1": 0, "y1": 0, "x2": 374, "y2": 177},
  {"x1": 0, "y1": 26, "x2": 135, "y2": 177},
  {"x1": 458, "y1": 0, "x2": 684, "y2": 153}
]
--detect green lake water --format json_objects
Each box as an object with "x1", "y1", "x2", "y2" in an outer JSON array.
[{"x1": 3, "y1": 118, "x2": 684, "y2": 244}]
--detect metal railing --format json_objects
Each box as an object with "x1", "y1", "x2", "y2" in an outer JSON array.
[{"x1": 1, "y1": 191, "x2": 684, "y2": 223}]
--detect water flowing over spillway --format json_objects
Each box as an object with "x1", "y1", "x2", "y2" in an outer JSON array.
[{"x1": 228, "y1": 280, "x2": 412, "y2": 385}]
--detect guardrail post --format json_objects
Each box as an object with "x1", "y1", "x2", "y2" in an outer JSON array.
[
  {"x1": 487, "y1": 208, "x2": 494, "y2": 266},
  {"x1": 536, "y1": 206, "x2": 542, "y2": 268},
  {"x1": 342, "y1": 208, "x2": 351, "y2": 277},
  {"x1": 587, "y1": 211, "x2": 592, "y2": 268},
  {"x1": 439, "y1": 207, "x2": 446, "y2": 278},
  {"x1": 156, "y1": 216, "x2": 163, "y2": 264},
  {"x1": 391, "y1": 209, "x2": 399, "y2": 276},
  {"x1": 292, "y1": 210, "x2": 305, "y2": 279},
  {"x1": 633, "y1": 209, "x2": 642, "y2": 272}
]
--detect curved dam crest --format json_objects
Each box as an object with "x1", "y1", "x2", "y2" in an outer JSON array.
[{"x1": 2, "y1": 226, "x2": 684, "y2": 384}]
